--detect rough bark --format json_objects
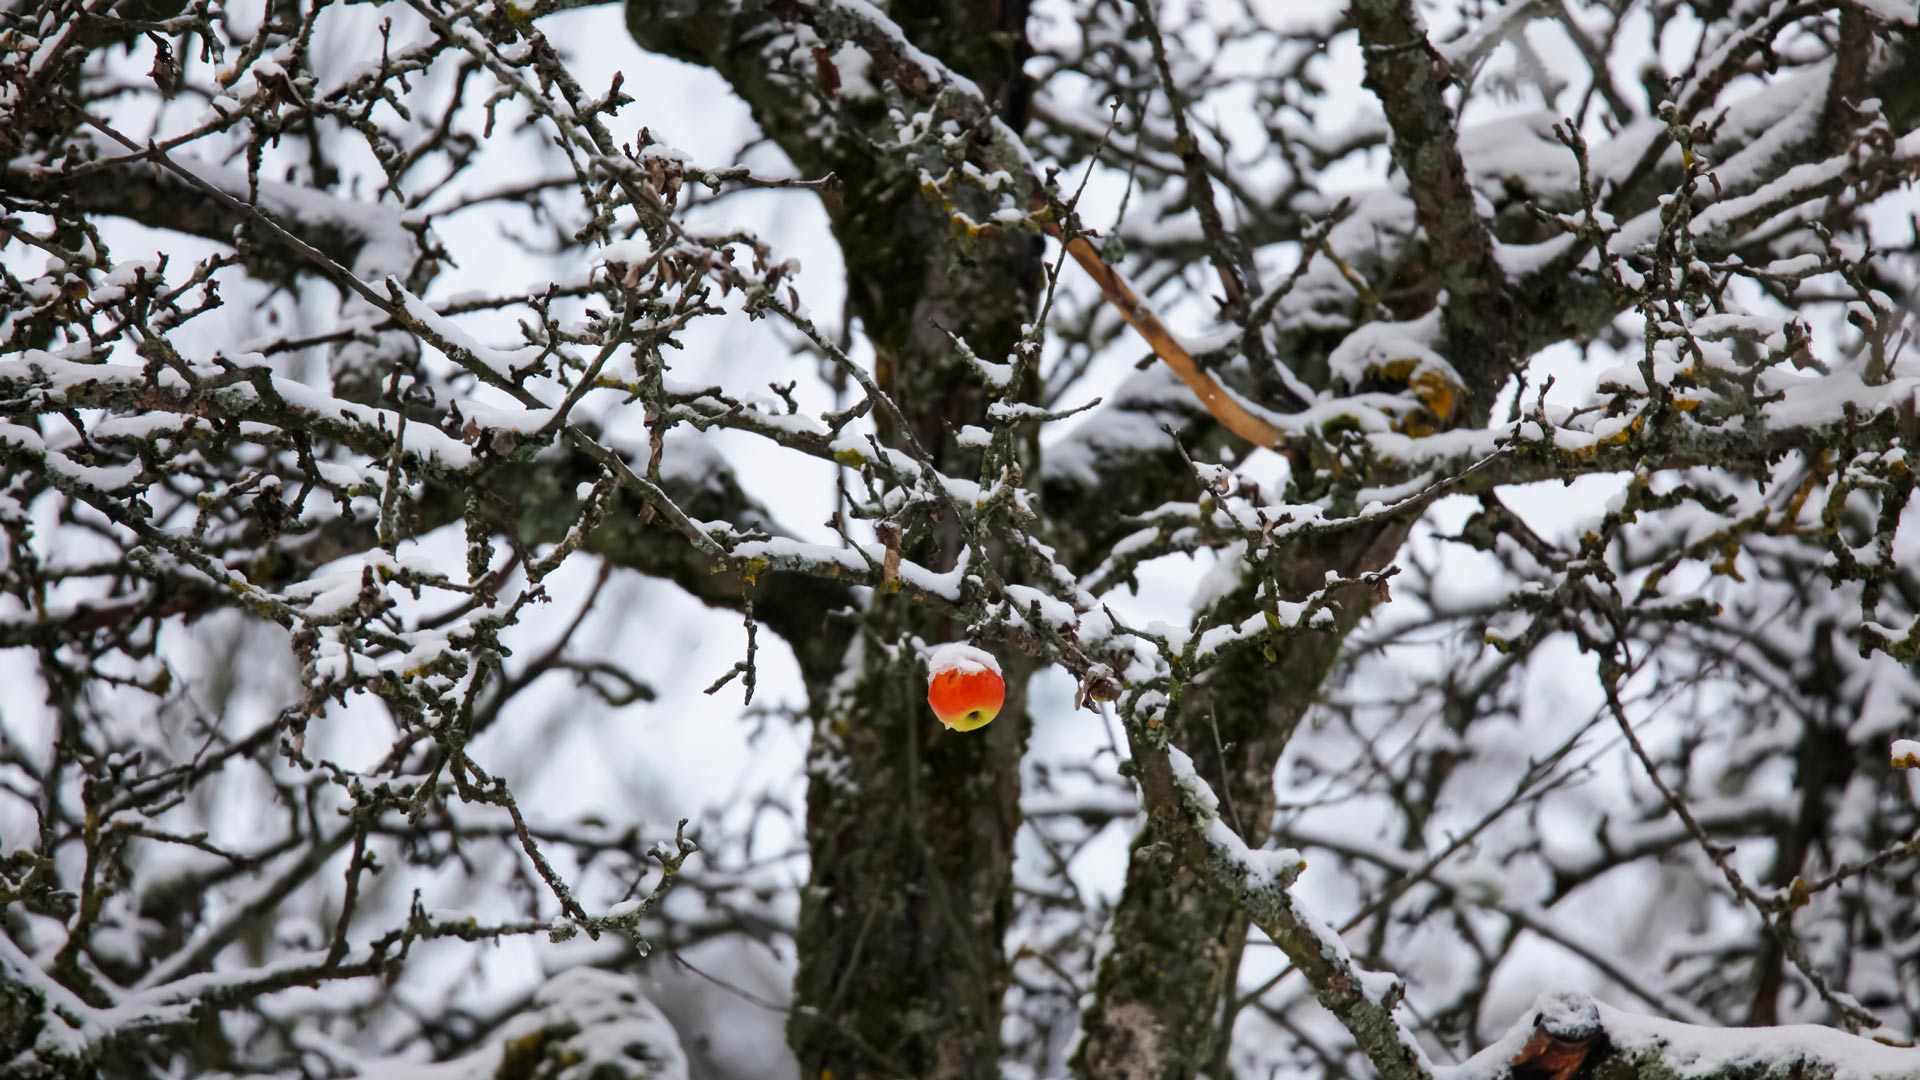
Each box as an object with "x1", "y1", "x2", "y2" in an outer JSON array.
[
  {"x1": 1075, "y1": 525, "x2": 1410, "y2": 1080},
  {"x1": 1349, "y1": 0, "x2": 1513, "y2": 398},
  {"x1": 1077, "y1": 7, "x2": 1518, "y2": 1073},
  {"x1": 627, "y1": 3, "x2": 1042, "y2": 1076}
]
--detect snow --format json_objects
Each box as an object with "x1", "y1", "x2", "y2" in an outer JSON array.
[
  {"x1": 1458, "y1": 112, "x2": 1580, "y2": 195},
  {"x1": 285, "y1": 569, "x2": 369, "y2": 619},
  {"x1": 1, "y1": 350, "x2": 479, "y2": 474},
  {"x1": 101, "y1": 259, "x2": 161, "y2": 288},
  {"x1": 728, "y1": 534, "x2": 964, "y2": 601},
  {"x1": 1444, "y1": 992, "x2": 1920, "y2": 1080},
  {"x1": 1854, "y1": 0, "x2": 1917, "y2": 24},
  {"x1": 599, "y1": 237, "x2": 654, "y2": 265},
  {"x1": 1191, "y1": 540, "x2": 1249, "y2": 614},
  {"x1": 1164, "y1": 745, "x2": 1218, "y2": 814},
  {"x1": 1002, "y1": 584, "x2": 1080, "y2": 629},
  {"x1": 1166, "y1": 746, "x2": 1312, "y2": 897},
  {"x1": 143, "y1": 140, "x2": 416, "y2": 281},
  {"x1": 1600, "y1": 998, "x2": 1920, "y2": 1080},
  {"x1": 455, "y1": 398, "x2": 558, "y2": 434},
  {"x1": 0, "y1": 421, "x2": 142, "y2": 492},
  {"x1": 1893, "y1": 740, "x2": 1920, "y2": 769},
  {"x1": 1761, "y1": 370, "x2": 1920, "y2": 432},
  {"x1": 350, "y1": 968, "x2": 689, "y2": 1080},
  {"x1": 394, "y1": 285, "x2": 548, "y2": 384},
  {"x1": 927, "y1": 642, "x2": 1002, "y2": 680},
  {"x1": 1326, "y1": 307, "x2": 1454, "y2": 390}
]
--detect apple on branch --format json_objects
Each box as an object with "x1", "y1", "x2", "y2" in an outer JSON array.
[{"x1": 926, "y1": 643, "x2": 1005, "y2": 732}]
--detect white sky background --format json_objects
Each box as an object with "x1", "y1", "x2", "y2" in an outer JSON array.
[{"x1": 3, "y1": 0, "x2": 1918, "y2": 1073}]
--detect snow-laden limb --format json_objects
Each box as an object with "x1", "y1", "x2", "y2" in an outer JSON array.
[
  {"x1": 334, "y1": 969, "x2": 688, "y2": 1080},
  {"x1": 1444, "y1": 991, "x2": 1920, "y2": 1080},
  {"x1": 4, "y1": 135, "x2": 422, "y2": 283},
  {"x1": 4, "y1": 930, "x2": 393, "y2": 1074},
  {"x1": 1, "y1": 802, "x2": 700, "y2": 1076},
  {"x1": 0, "y1": 351, "x2": 476, "y2": 475},
  {"x1": 1119, "y1": 732, "x2": 1432, "y2": 1080},
  {"x1": 1164, "y1": 746, "x2": 1307, "y2": 903},
  {"x1": 1121, "y1": 730, "x2": 1920, "y2": 1080},
  {"x1": 7, "y1": 931, "x2": 689, "y2": 1079}
]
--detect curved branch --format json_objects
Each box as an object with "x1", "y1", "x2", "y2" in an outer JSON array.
[{"x1": 1052, "y1": 230, "x2": 1286, "y2": 448}]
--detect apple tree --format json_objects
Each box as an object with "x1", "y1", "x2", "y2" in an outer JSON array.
[{"x1": 3, "y1": 0, "x2": 1920, "y2": 1078}]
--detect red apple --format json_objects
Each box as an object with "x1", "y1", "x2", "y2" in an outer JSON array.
[{"x1": 926, "y1": 643, "x2": 1005, "y2": 731}]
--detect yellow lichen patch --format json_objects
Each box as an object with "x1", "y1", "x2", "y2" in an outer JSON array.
[
  {"x1": 1711, "y1": 535, "x2": 1744, "y2": 581},
  {"x1": 1396, "y1": 411, "x2": 1439, "y2": 438},
  {"x1": 1365, "y1": 356, "x2": 1461, "y2": 437},
  {"x1": 1783, "y1": 452, "x2": 1830, "y2": 522},
  {"x1": 1319, "y1": 245, "x2": 1379, "y2": 308},
  {"x1": 496, "y1": 1030, "x2": 549, "y2": 1080},
  {"x1": 1560, "y1": 414, "x2": 1645, "y2": 461},
  {"x1": 947, "y1": 212, "x2": 988, "y2": 244},
  {"x1": 917, "y1": 174, "x2": 981, "y2": 239},
  {"x1": 1370, "y1": 357, "x2": 1418, "y2": 381},
  {"x1": 1407, "y1": 368, "x2": 1457, "y2": 422}
]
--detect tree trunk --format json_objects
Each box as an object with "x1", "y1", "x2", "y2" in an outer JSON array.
[
  {"x1": 621, "y1": 3, "x2": 1042, "y2": 1075},
  {"x1": 1074, "y1": 525, "x2": 1409, "y2": 1080}
]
